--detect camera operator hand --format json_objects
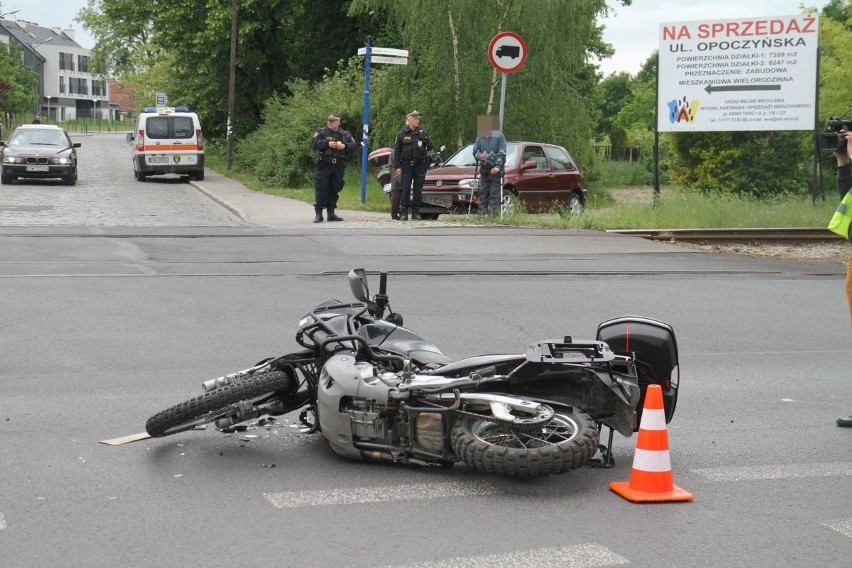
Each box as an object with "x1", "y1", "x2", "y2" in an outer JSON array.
[{"x1": 836, "y1": 132, "x2": 852, "y2": 166}]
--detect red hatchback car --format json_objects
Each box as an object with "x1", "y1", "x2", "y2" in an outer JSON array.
[{"x1": 420, "y1": 141, "x2": 586, "y2": 218}]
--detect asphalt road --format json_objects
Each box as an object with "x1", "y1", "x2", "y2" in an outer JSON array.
[{"x1": 1, "y1": 134, "x2": 851, "y2": 567}]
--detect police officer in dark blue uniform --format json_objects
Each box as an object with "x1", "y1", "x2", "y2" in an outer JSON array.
[
  {"x1": 310, "y1": 114, "x2": 356, "y2": 223},
  {"x1": 393, "y1": 110, "x2": 433, "y2": 220}
]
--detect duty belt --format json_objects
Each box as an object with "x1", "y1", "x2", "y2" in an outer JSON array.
[{"x1": 321, "y1": 157, "x2": 343, "y2": 164}]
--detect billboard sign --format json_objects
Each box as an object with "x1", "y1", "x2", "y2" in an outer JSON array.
[{"x1": 657, "y1": 14, "x2": 819, "y2": 132}]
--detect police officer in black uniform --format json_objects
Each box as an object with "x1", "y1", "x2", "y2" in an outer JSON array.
[
  {"x1": 393, "y1": 110, "x2": 433, "y2": 220},
  {"x1": 310, "y1": 114, "x2": 356, "y2": 223}
]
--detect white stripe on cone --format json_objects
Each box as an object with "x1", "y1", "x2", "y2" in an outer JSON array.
[
  {"x1": 637, "y1": 408, "x2": 667, "y2": 431},
  {"x1": 632, "y1": 448, "x2": 672, "y2": 473}
]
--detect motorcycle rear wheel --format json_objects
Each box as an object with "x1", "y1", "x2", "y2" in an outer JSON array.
[
  {"x1": 451, "y1": 409, "x2": 599, "y2": 477},
  {"x1": 145, "y1": 370, "x2": 295, "y2": 437}
]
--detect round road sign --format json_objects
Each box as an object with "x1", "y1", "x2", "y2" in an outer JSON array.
[{"x1": 488, "y1": 31, "x2": 528, "y2": 74}]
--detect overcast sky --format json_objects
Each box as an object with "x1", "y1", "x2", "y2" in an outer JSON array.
[{"x1": 7, "y1": 0, "x2": 833, "y2": 76}]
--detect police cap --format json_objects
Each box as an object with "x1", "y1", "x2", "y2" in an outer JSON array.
[
  {"x1": 407, "y1": 110, "x2": 421, "y2": 118},
  {"x1": 327, "y1": 114, "x2": 340, "y2": 122}
]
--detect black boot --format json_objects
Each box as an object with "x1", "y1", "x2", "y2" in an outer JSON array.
[
  {"x1": 327, "y1": 208, "x2": 343, "y2": 222},
  {"x1": 400, "y1": 207, "x2": 409, "y2": 221},
  {"x1": 313, "y1": 207, "x2": 323, "y2": 223},
  {"x1": 412, "y1": 208, "x2": 421, "y2": 220}
]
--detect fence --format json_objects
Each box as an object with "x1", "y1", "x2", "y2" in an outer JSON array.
[{"x1": 593, "y1": 145, "x2": 641, "y2": 162}]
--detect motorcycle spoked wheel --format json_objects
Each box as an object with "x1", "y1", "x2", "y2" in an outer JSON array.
[
  {"x1": 145, "y1": 370, "x2": 296, "y2": 437},
  {"x1": 450, "y1": 409, "x2": 599, "y2": 477}
]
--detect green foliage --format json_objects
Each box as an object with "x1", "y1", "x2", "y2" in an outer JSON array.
[
  {"x1": 613, "y1": 52, "x2": 657, "y2": 133},
  {"x1": 666, "y1": 131, "x2": 811, "y2": 196},
  {"x1": 77, "y1": 0, "x2": 386, "y2": 139},
  {"x1": 234, "y1": 59, "x2": 371, "y2": 187},
  {"x1": 349, "y1": 0, "x2": 619, "y2": 171},
  {"x1": 593, "y1": 71, "x2": 632, "y2": 138},
  {"x1": 0, "y1": 42, "x2": 37, "y2": 115}
]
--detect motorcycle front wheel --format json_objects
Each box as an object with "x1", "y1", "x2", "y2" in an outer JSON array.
[
  {"x1": 451, "y1": 409, "x2": 599, "y2": 477},
  {"x1": 145, "y1": 370, "x2": 296, "y2": 437}
]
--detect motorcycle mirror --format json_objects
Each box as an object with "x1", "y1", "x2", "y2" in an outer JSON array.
[
  {"x1": 440, "y1": 145, "x2": 446, "y2": 152},
  {"x1": 348, "y1": 268, "x2": 371, "y2": 303},
  {"x1": 385, "y1": 313, "x2": 404, "y2": 326}
]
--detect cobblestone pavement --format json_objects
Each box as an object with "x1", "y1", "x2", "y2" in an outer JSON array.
[{"x1": 0, "y1": 133, "x2": 242, "y2": 227}]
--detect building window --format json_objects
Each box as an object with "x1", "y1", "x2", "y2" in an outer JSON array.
[
  {"x1": 59, "y1": 52, "x2": 74, "y2": 71},
  {"x1": 78, "y1": 55, "x2": 89, "y2": 73},
  {"x1": 59, "y1": 76, "x2": 65, "y2": 94}
]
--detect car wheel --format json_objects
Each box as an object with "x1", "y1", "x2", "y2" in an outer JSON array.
[
  {"x1": 193, "y1": 169, "x2": 205, "y2": 181},
  {"x1": 500, "y1": 192, "x2": 518, "y2": 217},
  {"x1": 63, "y1": 168, "x2": 77, "y2": 186},
  {"x1": 136, "y1": 168, "x2": 146, "y2": 182},
  {"x1": 1, "y1": 172, "x2": 13, "y2": 185},
  {"x1": 567, "y1": 192, "x2": 584, "y2": 216}
]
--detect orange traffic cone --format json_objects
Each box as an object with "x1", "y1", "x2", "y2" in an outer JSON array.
[{"x1": 610, "y1": 384, "x2": 693, "y2": 502}]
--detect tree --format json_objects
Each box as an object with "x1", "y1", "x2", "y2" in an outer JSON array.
[
  {"x1": 593, "y1": 72, "x2": 632, "y2": 139},
  {"x1": 77, "y1": 0, "x2": 387, "y2": 139},
  {"x1": 349, "y1": 0, "x2": 627, "y2": 171},
  {"x1": 0, "y1": 42, "x2": 38, "y2": 116}
]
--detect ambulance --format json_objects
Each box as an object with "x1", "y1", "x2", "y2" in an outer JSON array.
[{"x1": 127, "y1": 107, "x2": 205, "y2": 181}]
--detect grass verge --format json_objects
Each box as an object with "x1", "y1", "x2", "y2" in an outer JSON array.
[{"x1": 207, "y1": 154, "x2": 836, "y2": 229}]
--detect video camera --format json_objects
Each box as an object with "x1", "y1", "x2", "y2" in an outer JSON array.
[{"x1": 818, "y1": 114, "x2": 852, "y2": 153}]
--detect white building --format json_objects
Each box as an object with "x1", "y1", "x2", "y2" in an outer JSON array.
[{"x1": 0, "y1": 19, "x2": 110, "y2": 121}]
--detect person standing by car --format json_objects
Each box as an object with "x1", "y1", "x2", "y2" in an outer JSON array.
[
  {"x1": 393, "y1": 110, "x2": 433, "y2": 220},
  {"x1": 472, "y1": 116, "x2": 507, "y2": 216},
  {"x1": 311, "y1": 114, "x2": 356, "y2": 223},
  {"x1": 834, "y1": 131, "x2": 852, "y2": 427}
]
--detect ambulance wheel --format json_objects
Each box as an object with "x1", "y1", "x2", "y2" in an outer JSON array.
[
  {"x1": 136, "y1": 169, "x2": 146, "y2": 182},
  {"x1": 192, "y1": 170, "x2": 204, "y2": 181}
]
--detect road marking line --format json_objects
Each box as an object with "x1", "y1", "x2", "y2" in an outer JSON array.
[
  {"x1": 692, "y1": 462, "x2": 852, "y2": 482},
  {"x1": 382, "y1": 543, "x2": 629, "y2": 568},
  {"x1": 0, "y1": 512, "x2": 6, "y2": 530},
  {"x1": 264, "y1": 481, "x2": 499, "y2": 509},
  {"x1": 822, "y1": 518, "x2": 852, "y2": 539}
]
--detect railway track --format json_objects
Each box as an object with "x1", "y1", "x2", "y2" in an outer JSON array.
[{"x1": 607, "y1": 227, "x2": 842, "y2": 244}]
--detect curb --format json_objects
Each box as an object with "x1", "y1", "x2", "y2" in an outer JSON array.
[{"x1": 188, "y1": 178, "x2": 251, "y2": 224}]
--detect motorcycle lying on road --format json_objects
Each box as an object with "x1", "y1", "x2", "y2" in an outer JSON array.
[{"x1": 146, "y1": 270, "x2": 680, "y2": 477}]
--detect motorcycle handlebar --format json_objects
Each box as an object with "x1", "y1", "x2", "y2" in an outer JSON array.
[{"x1": 379, "y1": 272, "x2": 387, "y2": 296}]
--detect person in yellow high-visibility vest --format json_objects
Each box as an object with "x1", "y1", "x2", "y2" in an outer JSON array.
[{"x1": 835, "y1": 132, "x2": 852, "y2": 427}]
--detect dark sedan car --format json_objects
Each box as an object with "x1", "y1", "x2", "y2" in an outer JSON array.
[
  {"x1": 421, "y1": 141, "x2": 586, "y2": 218},
  {"x1": 0, "y1": 124, "x2": 80, "y2": 186}
]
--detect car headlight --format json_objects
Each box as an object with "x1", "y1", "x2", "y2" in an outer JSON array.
[
  {"x1": 458, "y1": 178, "x2": 480, "y2": 189},
  {"x1": 3, "y1": 156, "x2": 20, "y2": 164},
  {"x1": 51, "y1": 157, "x2": 70, "y2": 165}
]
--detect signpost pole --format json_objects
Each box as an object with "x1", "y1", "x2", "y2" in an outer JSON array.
[
  {"x1": 359, "y1": 37, "x2": 372, "y2": 205},
  {"x1": 498, "y1": 72, "x2": 507, "y2": 131}
]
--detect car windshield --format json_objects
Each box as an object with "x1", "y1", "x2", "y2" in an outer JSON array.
[
  {"x1": 443, "y1": 143, "x2": 519, "y2": 167},
  {"x1": 9, "y1": 130, "x2": 68, "y2": 147}
]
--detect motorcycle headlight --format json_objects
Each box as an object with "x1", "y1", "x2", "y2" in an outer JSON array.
[{"x1": 458, "y1": 178, "x2": 480, "y2": 190}]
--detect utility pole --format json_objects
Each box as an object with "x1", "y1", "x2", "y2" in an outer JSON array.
[{"x1": 225, "y1": 0, "x2": 237, "y2": 170}]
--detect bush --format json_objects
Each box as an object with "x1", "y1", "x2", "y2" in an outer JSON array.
[
  {"x1": 666, "y1": 131, "x2": 811, "y2": 197},
  {"x1": 233, "y1": 59, "x2": 370, "y2": 188}
]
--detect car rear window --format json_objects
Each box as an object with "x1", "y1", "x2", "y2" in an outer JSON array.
[
  {"x1": 544, "y1": 146, "x2": 575, "y2": 171},
  {"x1": 145, "y1": 116, "x2": 195, "y2": 139}
]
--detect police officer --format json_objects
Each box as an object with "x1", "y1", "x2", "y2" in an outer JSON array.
[
  {"x1": 393, "y1": 110, "x2": 433, "y2": 220},
  {"x1": 311, "y1": 114, "x2": 356, "y2": 223}
]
